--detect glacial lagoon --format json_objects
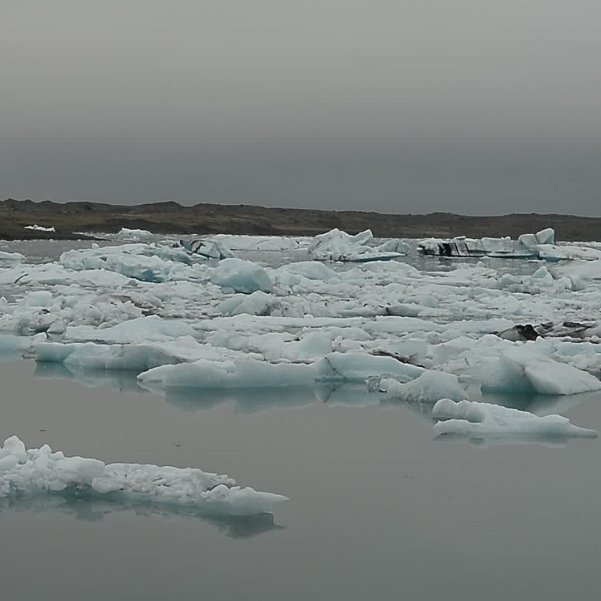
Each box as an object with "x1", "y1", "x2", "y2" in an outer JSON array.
[{"x1": 1, "y1": 233, "x2": 601, "y2": 600}]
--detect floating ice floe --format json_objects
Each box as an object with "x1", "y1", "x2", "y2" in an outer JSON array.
[
  {"x1": 552, "y1": 258, "x2": 601, "y2": 289},
  {"x1": 210, "y1": 258, "x2": 273, "y2": 293},
  {"x1": 137, "y1": 352, "x2": 424, "y2": 392},
  {"x1": 24, "y1": 224, "x2": 55, "y2": 233},
  {"x1": 207, "y1": 235, "x2": 308, "y2": 252},
  {"x1": 59, "y1": 243, "x2": 197, "y2": 283},
  {"x1": 417, "y1": 228, "x2": 601, "y2": 261},
  {"x1": 0, "y1": 436, "x2": 287, "y2": 515},
  {"x1": 481, "y1": 346, "x2": 601, "y2": 396},
  {"x1": 179, "y1": 238, "x2": 236, "y2": 260},
  {"x1": 497, "y1": 321, "x2": 601, "y2": 342},
  {"x1": 0, "y1": 250, "x2": 25, "y2": 261},
  {"x1": 115, "y1": 227, "x2": 154, "y2": 239},
  {"x1": 64, "y1": 315, "x2": 196, "y2": 344},
  {"x1": 379, "y1": 370, "x2": 466, "y2": 403},
  {"x1": 432, "y1": 398, "x2": 597, "y2": 443},
  {"x1": 308, "y1": 228, "x2": 407, "y2": 262}
]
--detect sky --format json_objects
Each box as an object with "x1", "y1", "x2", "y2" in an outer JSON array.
[{"x1": 1, "y1": 0, "x2": 600, "y2": 216}]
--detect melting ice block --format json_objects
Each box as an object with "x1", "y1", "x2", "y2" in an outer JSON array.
[
  {"x1": 24, "y1": 224, "x2": 55, "y2": 232},
  {"x1": 308, "y1": 228, "x2": 404, "y2": 262},
  {"x1": 414, "y1": 227, "x2": 598, "y2": 260},
  {"x1": 138, "y1": 352, "x2": 424, "y2": 391},
  {"x1": 432, "y1": 399, "x2": 597, "y2": 440},
  {"x1": 482, "y1": 347, "x2": 601, "y2": 395},
  {"x1": 210, "y1": 258, "x2": 273, "y2": 293},
  {"x1": 0, "y1": 250, "x2": 26, "y2": 261},
  {"x1": 0, "y1": 436, "x2": 287, "y2": 515},
  {"x1": 379, "y1": 370, "x2": 466, "y2": 403},
  {"x1": 180, "y1": 238, "x2": 236, "y2": 260}
]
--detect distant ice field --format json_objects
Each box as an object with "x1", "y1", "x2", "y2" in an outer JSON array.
[{"x1": 1, "y1": 232, "x2": 601, "y2": 418}]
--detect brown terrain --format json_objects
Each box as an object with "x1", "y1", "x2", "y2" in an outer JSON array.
[{"x1": 1, "y1": 198, "x2": 601, "y2": 242}]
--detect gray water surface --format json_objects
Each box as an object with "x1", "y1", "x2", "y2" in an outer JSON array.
[{"x1": 1, "y1": 360, "x2": 600, "y2": 600}]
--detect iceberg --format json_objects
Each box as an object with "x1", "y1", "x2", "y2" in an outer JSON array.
[
  {"x1": 497, "y1": 321, "x2": 600, "y2": 342},
  {"x1": 415, "y1": 228, "x2": 600, "y2": 261},
  {"x1": 210, "y1": 258, "x2": 273, "y2": 293},
  {"x1": 24, "y1": 224, "x2": 56, "y2": 232},
  {"x1": 482, "y1": 347, "x2": 601, "y2": 396},
  {"x1": 0, "y1": 250, "x2": 25, "y2": 261},
  {"x1": 138, "y1": 352, "x2": 424, "y2": 393},
  {"x1": 60, "y1": 243, "x2": 196, "y2": 283},
  {"x1": 0, "y1": 436, "x2": 287, "y2": 516},
  {"x1": 207, "y1": 234, "x2": 307, "y2": 252},
  {"x1": 64, "y1": 315, "x2": 196, "y2": 344},
  {"x1": 179, "y1": 238, "x2": 236, "y2": 260},
  {"x1": 115, "y1": 227, "x2": 154, "y2": 239},
  {"x1": 432, "y1": 398, "x2": 597, "y2": 443},
  {"x1": 379, "y1": 370, "x2": 466, "y2": 403},
  {"x1": 308, "y1": 228, "x2": 405, "y2": 262}
]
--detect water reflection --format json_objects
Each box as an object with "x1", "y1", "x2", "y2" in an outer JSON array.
[
  {"x1": 32, "y1": 360, "x2": 601, "y2": 449},
  {"x1": 33, "y1": 361, "x2": 383, "y2": 412},
  {"x1": 433, "y1": 431, "x2": 596, "y2": 448},
  {"x1": 480, "y1": 389, "x2": 601, "y2": 416},
  {"x1": 158, "y1": 383, "x2": 381, "y2": 413},
  {"x1": 0, "y1": 493, "x2": 282, "y2": 539},
  {"x1": 34, "y1": 362, "x2": 146, "y2": 393}
]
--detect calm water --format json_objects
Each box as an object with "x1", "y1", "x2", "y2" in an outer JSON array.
[{"x1": 1, "y1": 358, "x2": 601, "y2": 600}]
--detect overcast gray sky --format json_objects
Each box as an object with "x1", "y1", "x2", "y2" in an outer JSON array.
[{"x1": 1, "y1": 0, "x2": 600, "y2": 215}]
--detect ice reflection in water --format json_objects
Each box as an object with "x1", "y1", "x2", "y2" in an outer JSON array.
[
  {"x1": 33, "y1": 361, "x2": 383, "y2": 412},
  {"x1": 0, "y1": 494, "x2": 281, "y2": 539},
  {"x1": 33, "y1": 359, "x2": 601, "y2": 449}
]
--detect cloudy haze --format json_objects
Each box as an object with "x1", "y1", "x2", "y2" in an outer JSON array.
[{"x1": 1, "y1": 0, "x2": 600, "y2": 215}]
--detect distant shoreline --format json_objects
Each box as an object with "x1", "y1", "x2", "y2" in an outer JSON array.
[{"x1": 1, "y1": 198, "x2": 600, "y2": 242}]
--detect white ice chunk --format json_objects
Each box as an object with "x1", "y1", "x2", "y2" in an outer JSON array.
[
  {"x1": 482, "y1": 346, "x2": 601, "y2": 395},
  {"x1": 116, "y1": 228, "x2": 154, "y2": 239},
  {"x1": 207, "y1": 235, "x2": 306, "y2": 252},
  {"x1": 34, "y1": 338, "x2": 213, "y2": 372},
  {"x1": 276, "y1": 261, "x2": 339, "y2": 282},
  {"x1": 139, "y1": 358, "x2": 319, "y2": 389},
  {"x1": 65, "y1": 316, "x2": 196, "y2": 344},
  {"x1": 138, "y1": 352, "x2": 424, "y2": 391},
  {"x1": 22, "y1": 290, "x2": 54, "y2": 308},
  {"x1": 0, "y1": 334, "x2": 33, "y2": 354},
  {"x1": 537, "y1": 245, "x2": 601, "y2": 261},
  {"x1": 315, "y1": 352, "x2": 424, "y2": 383},
  {"x1": 535, "y1": 228, "x2": 556, "y2": 245},
  {"x1": 0, "y1": 250, "x2": 26, "y2": 261},
  {"x1": 553, "y1": 259, "x2": 601, "y2": 288},
  {"x1": 60, "y1": 243, "x2": 195, "y2": 282},
  {"x1": 0, "y1": 436, "x2": 286, "y2": 515},
  {"x1": 380, "y1": 370, "x2": 466, "y2": 403},
  {"x1": 210, "y1": 258, "x2": 273, "y2": 293},
  {"x1": 308, "y1": 228, "x2": 402, "y2": 262},
  {"x1": 432, "y1": 399, "x2": 596, "y2": 440},
  {"x1": 217, "y1": 291, "x2": 273, "y2": 316},
  {"x1": 418, "y1": 228, "x2": 560, "y2": 259},
  {"x1": 180, "y1": 239, "x2": 236, "y2": 260},
  {"x1": 24, "y1": 224, "x2": 55, "y2": 232}
]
